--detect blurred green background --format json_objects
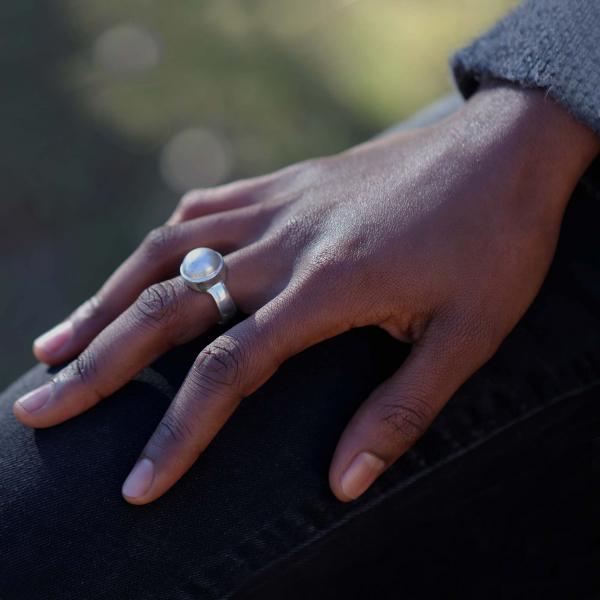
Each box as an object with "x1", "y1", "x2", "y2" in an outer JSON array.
[{"x1": 0, "y1": 0, "x2": 515, "y2": 386}]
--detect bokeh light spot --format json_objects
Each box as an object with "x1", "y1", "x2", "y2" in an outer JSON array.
[{"x1": 159, "y1": 128, "x2": 233, "y2": 193}]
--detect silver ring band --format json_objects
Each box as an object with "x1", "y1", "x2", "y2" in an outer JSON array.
[
  {"x1": 179, "y1": 248, "x2": 238, "y2": 324},
  {"x1": 205, "y1": 281, "x2": 237, "y2": 324}
]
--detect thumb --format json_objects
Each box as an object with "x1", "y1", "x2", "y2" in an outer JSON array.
[{"x1": 329, "y1": 319, "x2": 490, "y2": 501}]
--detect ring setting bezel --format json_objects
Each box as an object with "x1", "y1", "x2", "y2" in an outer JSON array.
[{"x1": 180, "y1": 247, "x2": 226, "y2": 292}]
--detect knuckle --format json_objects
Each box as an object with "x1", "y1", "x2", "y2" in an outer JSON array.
[
  {"x1": 74, "y1": 294, "x2": 104, "y2": 322},
  {"x1": 281, "y1": 156, "x2": 327, "y2": 182},
  {"x1": 62, "y1": 350, "x2": 99, "y2": 385},
  {"x1": 152, "y1": 412, "x2": 194, "y2": 449},
  {"x1": 134, "y1": 281, "x2": 179, "y2": 326},
  {"x1": 378, "y1": 395, "x2": 433, "y2": 443},
  {"x1": 312, "y1": 246, "x2": 346, "y2": 276},
  {"x1": 142, "y1": 226, "x2": 177, "y2": 260},
  {"x1": 190, "y1": 336, "x2": 246, "y2": 392},
  {"x1": 269, "y1": 210, "x2": 314, "y2": 251},
  {"x1": 294, "y1": 245, "x2": 348, "y2": 295},
  {"x1": 175, "y1": 190, "x2": 202, "y2": 220}
]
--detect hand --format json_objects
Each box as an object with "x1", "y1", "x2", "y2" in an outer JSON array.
[{"x1": 14, "y1": 82, "x2": 599, "y2": 504}]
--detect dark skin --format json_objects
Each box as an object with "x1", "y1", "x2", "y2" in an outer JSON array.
[{"x1": 13, "y1": 81, "x2": 599, "y2": 504}]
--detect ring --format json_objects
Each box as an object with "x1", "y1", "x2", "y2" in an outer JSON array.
[{"x1": 179, "y1": 248, "x2": 237, "y2": 324}]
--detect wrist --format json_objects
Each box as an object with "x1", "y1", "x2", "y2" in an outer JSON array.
[{"x1": 448, "y1": 81, "x2": 599, "y2": 209}]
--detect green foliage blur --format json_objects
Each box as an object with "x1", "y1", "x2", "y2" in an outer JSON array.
[{"x1": 0, "y1": 0, "x2": 515, "y2": 385}]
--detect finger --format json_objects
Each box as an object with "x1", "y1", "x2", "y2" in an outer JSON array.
[
  {"x1": 15, "y1": 245, "x2": 277, "y2": 428},
  {"x1": 121, "y1": 291, "x2": 340, "y2": 505},
  {"x1": 167, "y1": 175, "x2": 276, "y2": 225},
  {"x1": 329, "y1": 319, "x2": 492, "y2": 501},
  {"x1": 33, "y1": 204, "x2": 270, "y2": 366},
  {"x1": 166, "y1": 161, "x2": 310, "y2": 225}
]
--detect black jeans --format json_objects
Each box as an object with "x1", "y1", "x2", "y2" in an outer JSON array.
[{"x1": 1, "y1": 99, "x2": 599, "y2": 600}]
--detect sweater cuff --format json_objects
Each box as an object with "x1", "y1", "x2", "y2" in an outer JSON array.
[{"x1": 451, "y1": 0, "x2": 600, "y2": 137}]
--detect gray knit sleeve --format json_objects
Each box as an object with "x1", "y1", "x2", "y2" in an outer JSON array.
[{"x1": 451, "y1": 0, "x2": 600, "y2": 136}]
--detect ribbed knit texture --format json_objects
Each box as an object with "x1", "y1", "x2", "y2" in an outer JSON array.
[{"x1": 452, "y1": 0, "x2": 600, "y2": 136}]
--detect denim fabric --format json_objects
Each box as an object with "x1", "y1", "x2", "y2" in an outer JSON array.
[{"x1": 1, "y1": 103, "x2": 599, "y2": 599}]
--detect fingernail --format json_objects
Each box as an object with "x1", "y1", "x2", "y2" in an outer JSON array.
[
  {"x1": 15, "y1": 383, "x2": 52, "y2": 414},
  {"x1": 34, "y1": 321, "x2": 74, "y2": 356},
  {"x1": 122, "y1": 458, "x2": 154, "y2": 499},
  {"x1": 340, "y1": 451, "x2": 386, "y2": 500}
]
